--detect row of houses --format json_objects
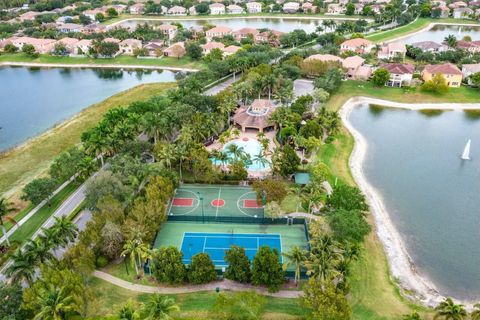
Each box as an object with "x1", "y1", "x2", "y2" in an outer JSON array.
[
  {"x1": 431, "y1": 0, "x2": 480, "y2": 18},
  {"x1": 127, "y1": 2, "x2": 262, "y2": 16},
  {"x1": 410, "y1": 39, "x2": 480, "y2": 53},
  {"x1": 203, "y1": 25, "x2": 284, "y2": 45},
  {"x1": 338, "y1": 37, "x2": 407, "y2": 60}
]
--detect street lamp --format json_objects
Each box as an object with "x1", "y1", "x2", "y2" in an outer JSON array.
[
  {"x1": 197, "y1": 192, "x2": 205, "y2": 223},
  {"x1": 122, "y1": 254, "x2": 129, "y2": 276}
]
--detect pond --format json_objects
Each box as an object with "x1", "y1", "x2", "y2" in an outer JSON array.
[
  {"x1": 399, "y1": 24, "x2": 480, "y2": 44},
  {"x1": 349, "y1": 104, "x2": 480, "y2": 301},
  {"x1": 117, "y1": 17, "x2": 347, "y2": 33},
  {"x1": 0, "y1": 67, "x2": 177, "y2": 151}
]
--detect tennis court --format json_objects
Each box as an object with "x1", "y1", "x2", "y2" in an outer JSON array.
[
  {"x1": 168, "y1": 184, "x2": 264, "y2": 218},
  {"x1": 181, "y1": 232, "x2": 282, "y2": 266}
]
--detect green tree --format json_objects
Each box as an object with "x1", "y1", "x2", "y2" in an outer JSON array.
[
  {"x1": 151, "y1": 246, "x2": 186, "y2": 284},
  {"x1": 118, "y1": 300, "x2": 140, "y2": 320},
  {"x1": 275, "y1": 145, "x2": 300, "y2": 177},
  {"x1": 282, "y1": 246, "x2": 307, "y2": 285},
  {"x1": 188, "y1": 253, "x2": 217, "y2": 284},
  {"x1": 95, "y1": 12, "x2": 105, "y2": 22},
  {"x1": 5, "y1": 249, "x2": 36, "y2": 284},
  {"x1": 328, "y1": 209, "x2": 371, "y2": 244},
  {"x1": 434, "y1": 298, "x2": 467, "y2": 320},
  {"x1": 264, "y1": 201, "x2": 283, "y2": 220},
  {"x1": 326, "y1": 184, "x2": 368, "y2": 213},
  {"x1": 21, "y1": 177, "x2": 57, "y2": 205},
  {"x1": 4, "y1": 43, "x2": 18, "y2": 53},
  {"x1": 106, "y1": 7, "x2": 118, "y2": 18},
  {"x1": 252, "y1": 179, "x2": 288, "y2": 203},
  {"x1": 22, "y1": 44, "x2": 38, "y2": 57},
  {"x1": 421, "y1": 74, "x2": 449, "y2": 94},
  {"x1": 469, "y1": 72, "x2": 480, "y2": 87},
  {"x1": 49, "y1": 147, "x2": 85, "y2": 183},
  {"x1": 471, "y1": 303, "x2": 480, "y2": 320},
  {"x1": 302, "y1": 278, "x2": 351, "y2": 320},
  {"x1": 444, "y1": 35, "x2": 457, "y2": 48},
  {"x1": 0, "y1": 197, "x2": 16, "y2": 246},
  {"x1": 403, "y1": 312, "x2": 422, "y2": 320},
  {"x1": 305, "y1": 235, "x2": 343, "y2": 282},
  {"x1": 212, "y1": 291, "x2": 266, "y2": 320},
  {"x1": 251, "y1": 246, "x2": 284, "y2": 292},
  {"x1": 0, "y1": 283, "x2": 29, "y2": 320},
  {"x1": 186, "y1": 42, "x2": 203, "y2": 60},
  {"x1": 345, "y1": 2, "x2": 355, "y2": 15},
  {"x1": 142, "y1": 294, "x2": 179, "y2": 320},
  {"x1": 371, "y1": 68, "x2": 390, "y2": 86},
  {"x1": 229, "y1": 160, "x2": 248, "y2": 180},
  {"x1": 204, "y1": 48, "x2": 223, "y2": 62},
  {"x1": 84, "y1": 171, "x2": 130, "y2": 209},
  {"x1": 122, "y1": 238, "x2": 149, "y2": 275},
  {"x1": 53, "y1": 42, "x2": 67, "y2": 56},
  {"x1": 224, "y1": 246, "x2": 252, "y2": 283}
]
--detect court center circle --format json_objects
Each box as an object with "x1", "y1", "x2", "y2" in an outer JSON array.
[
  {"x1": 237, "y1": 191, "x2": 263, "y2": 217},
  {"x1": 211, "y1": 199, "x2": 225, "y2": 207}
]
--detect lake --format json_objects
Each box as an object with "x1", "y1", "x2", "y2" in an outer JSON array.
[
  {"x1": 0, "y1": 67, "x2": 177, "y2": 151},
  {"x1": 349, "y1": 104, "x2": 480, "y2": 301},
  {"x1": 117, "y1": 17, "x2": 346, "y2": 33},
  {"x1": 399, "y1": 24, "x2": 480, "y2": 44}
]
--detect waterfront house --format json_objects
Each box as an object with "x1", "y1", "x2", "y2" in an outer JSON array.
[
  {"x1": 129, "y1": 3, "x2": 145, "y2": 14},
  {"x1": 302, "y1": 3, "x2": 317, "y2": 13},
  {"x1": 189, "y1": 6, "x2": 197, "y2": 15},
  {"x1": 255, "y1": 30, "x2": 284, "y2": 46},
  {"x1": 103, "y1": 37, "x2": 121, "y2": 44},
  {"x1": 120, "y1": 39, "x2": 142, "y2": 55},
  {"x1": 453, "y1": 7, "x2": 473, "y2": 18},
  {"x1": 327, "y1": 3, "x2": 346, "y2": 14},
  {"x1": 283, "y1": 2, "x2": 300, "y2": 13},
  {"x1": 381, "y1": 63, "x2": 415, "y2": 87},
  {"x1": 462, "y1": 63, "x2": 480, "y2": 84},
  {"x1": 432, "y1": 5, "x2": 450, "y2": 18},
  {"x1": 422, "y1": 63, "x2": 463, "y2": 87},
  {"x1": 83, "y1": 8, "x2": 106, "y2": 21},
  {"x1": 227, "y1": 4, "x2": 245, "y2": 14},
  {"x1": 205, "y1": 26, "x2": 233, "y2": 40},
  {"x1": 377, "y1": 42, "x2": 407, "y2": 60},
  {"x1": 202, "y1": 41, "x2": 225, "y2": 54},
  {"x1": 56, "y1": 23, "x2": 83, "y2": 33},
  {"x1": 455, "y1": 40, "x2": 480, "y2": 53},
  {"x1": 340, "y1": 38, "x2": 374, "y2": 53},
  {"x1": 157, "y1": 24, "x2": 178, "y2": 40},
  {"x1": 74, "y1": 39, "x2": 92, "y2": 55},
  {"x1": 222, "y1": 45, "x2": 241, "y2": 56},
  {"x1": 449, "y1": 1, "x2": 467, "y2": 9},
  {"x1": 233, "y1": 27, "x2": 260, "y2": 42},
  {"x1": 304, "y1": 53, "x2": 343, "y2": 63},
  {"x1": 143, "y1": 40, "x2": 164, "y2": 57},
  {"x1": 410, "y1": 41, "x2": 447, "y2": 53},
  {"x1": 246, "y1": 2, "x2": 262, "y2": 13},
  {"x1": 209, "y1": 3, "x2": 226, "y2": 14},
  {"x1": 167, "y1": 5, "x2": 187, "y2": 15},
  {"x1": 81, "y1": 23, "x2": 106, "y2": 34},
  {"x1": 342, "y1": 55, "x2": 365, "y2": 79},
  {"x1": 163, "y1": 41, "x2": 186, "y2": 58},
  {"x1": 57, "y1": 37, "x2": 80, "y2": 54},
  {"x1": 11, "y1": 36, "x2": 57, "y2": 54}
]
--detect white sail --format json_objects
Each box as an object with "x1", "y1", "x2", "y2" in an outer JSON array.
[{"x1": 461, "y1": 139, "x2": 471, "y2": 160}]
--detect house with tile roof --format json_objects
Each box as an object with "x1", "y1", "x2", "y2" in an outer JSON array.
[
  {"x1": 340, "y1": 38, "x2": 374, "y2": 53},
  {"x1": 422, "y1": 63, "x2": 463, "y2": 87},
  {"x1": 382, "y1": 63, "x2": 415, "y2": 87}
]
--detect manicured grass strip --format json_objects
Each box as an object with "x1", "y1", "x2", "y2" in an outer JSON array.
[
  {"x1": 0, "y1": 53, "x2": 204, "y2": 69},
  {"x1": 0, "y1": 82, "x2": 176, "y2": 199},
  {"x1": 9, "y1": 182, "x2": 79, "y2": 244},
  {"x1": 0, "y1": 204, "x2": 33, "y2": 237}
]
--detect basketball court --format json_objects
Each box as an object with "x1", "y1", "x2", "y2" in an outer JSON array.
[{"x1": 168, "y1": 184, "x2": 264, "y2": 218}]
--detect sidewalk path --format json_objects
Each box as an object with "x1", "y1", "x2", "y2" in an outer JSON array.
[
  {"x1": 0, "y1": 62, "x2": 199, "y2": 72},
  {"x1": 93, "y1": 270, "x2": 302, "y2": 298}
]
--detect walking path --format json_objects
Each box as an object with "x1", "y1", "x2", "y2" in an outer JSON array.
[
  {"x1": 93, "y1": 270, "x2": 302, "y2": 298},
  {"x1": 0, "y1": 62, "x2": 199, "y2": 72},
  {"x1": 286, "y1": 212, "x2": 321, "y2": 221}
]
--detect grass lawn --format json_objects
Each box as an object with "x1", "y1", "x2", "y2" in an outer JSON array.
[
  {"x1": 366, "y1": 18, "x2": 480, "y2": 43},
  {"x1": 0, "y1": 53, "x2": 204, "y2": 70},
  {"x1": 312, "y1": 80, "x2": 480, "y2": 319},
  {"x1": 88, "y1": 277, "x2": 307, "y2": 319},
  {"x1": 0, "y1": 82, "x2": 176, "y2": 204}
]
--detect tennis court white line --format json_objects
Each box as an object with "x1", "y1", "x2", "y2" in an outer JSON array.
[
  {"x1": 202, "y1": 237, "x2": 207, "y2": 253},
  {"x1": 184, "y1": 235, "x2": 281, "y2": 240},
  {"x1": 203, "y1": 246, "x2": 259, "y2": 250},
  {"x1": 215, "y1": 187, "x2": 222, "y2": 218}
]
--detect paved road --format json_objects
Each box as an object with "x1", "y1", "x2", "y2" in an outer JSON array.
[{"x1": 204, "y1": 75, "x2": 240, "y2": 96}]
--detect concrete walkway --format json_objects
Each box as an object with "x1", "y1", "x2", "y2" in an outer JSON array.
[
  {"x1": 93, "y1": 270, "x2": 302, "y2": 298},
  {"x1": 0, "y1": 62, "x2": 199, "y2": 72},
  {"x1": 286, "y1": 212, "x2": 321, "y2": 221}
]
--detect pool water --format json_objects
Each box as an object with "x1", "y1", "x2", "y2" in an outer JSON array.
[{"x1": 212, "y1": 138, "x2": 270, "y2": 171}]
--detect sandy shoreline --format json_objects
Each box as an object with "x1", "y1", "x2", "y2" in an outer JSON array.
[{"x1": 340, "y1": 97, "x2": 480, "y2": 308}]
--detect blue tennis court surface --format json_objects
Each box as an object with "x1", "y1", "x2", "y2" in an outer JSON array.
[{"x1": 180, "y1": 232, "x2": 282, "y2": 266}]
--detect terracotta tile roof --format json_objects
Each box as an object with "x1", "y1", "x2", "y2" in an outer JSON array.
[
  {"x1": 223, "y1": 45, "x2": 241, "y2": 53},
  {"x1": 206, "y1": 26, "x2": 233, "y2": 34},
  {"x1": 202, "y1": 41, "x2": 225, "y2": 50},
  {"x1": 424, "y1": 63, "x2": 462, "y2": 75},
  {"x1": 58, "y1": 37, "x2": 80, "y2": 45},
  {"x1": 381, "y1": 63, "x2": 415, "y2": 74},
  {"x1": 157, "y1": 24, "x2": 177, "y2": 31},
  {"x1": 341, "y1": 38, "x2": 373, "y2": 48},
  {"x1": 342, "y1": 55, "x2": 364, "y2": 69},
  {"x1": 304, "y1": 54, "x2": 342, "y2": 63}
]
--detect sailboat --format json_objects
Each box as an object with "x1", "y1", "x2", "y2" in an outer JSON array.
[{"x1": 461, "y1": 139, "x2": 471, "y2": 160}]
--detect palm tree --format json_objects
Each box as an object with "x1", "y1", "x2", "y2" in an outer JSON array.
[
  {"x1": 84, "y1": 131, "x2": 109, "y2": 166},
  {"x1": 0, "y1": 197, "x2": 17, "y2": 246},
  {"x1": 434, "y1": 298, "x2": 467, "y2": 320},
  {"x1": 252, "y1": 152, "x2": 270, "y2": 169},
  {"x1": 156, "y1": 144, "x2": 177, "y2": 170},
  {"x1": 5, "y1": 249, "x2": 36, "y2": 285},
  {"x1": 51, "y1": 216, "x2": 78, "y2": 248},
  {"x1": 25, "y1": 238, "x2": 54, "y2": 264},
  {"x1": 282, "y1": 246, "x2": 307, "y2": 285},
  {"x1": 305, "y1": 235, "x2": 343, "y2": 282},
  {"x1": 227, "y1": 144, "x2": 246, "y2": 161},
  {"x1": 122, "y1": 239, "x2": 149, "y2": 276},
  {"x1": 403, "y1": 312, "x2": 422, "y2": 320},
  {"x1": 444, "y1": 35, "x2": 458, "y2": 49},
  {"x1": 216, "y1": 151, "x2": 229, "y2": 172},
  {"x1": 143, "y1": 294, "x2": 179, "y2": 320},
  {"x1": 33, "y1": 284, "x2": 75, "y2": 320},
  {"x1": 118, "y1": 300, "x2": 140, "y2": 320},
  {"x1": 471, "y1": 304, "x2": 480, "y2": 320},
  {"x1": 77, "y1": 156, "x2": 96, "y2": 180}
]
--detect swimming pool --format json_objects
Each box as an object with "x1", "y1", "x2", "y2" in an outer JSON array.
[{"x1": 212, "y1": 138, "x2": 270, "y2": 172}]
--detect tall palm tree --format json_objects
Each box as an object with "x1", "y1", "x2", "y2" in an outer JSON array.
[
  {"x1": 25, "y1": 238, "x2": 54, "y2": 264},
  {"x1": 77, "y1": 156, "x2": 96, "y2": 181},
  {"x1": 0, "y1": 197, "x2": 17, "y2": 246},
  {"x1": 444, "y1": 35, "x2": 458, "y2": 49},
  {"x1": 51, "y1": 216, "x2": 78, "y2": 248},
  {"x1": 305, "y1": 235, "x2": 343, "y2": 282},
  {"x1": 156, "y1": 144, "x2": 177, "y2": 170},
  {"x1": 471, "y1": 303, "x2": 480, "y2": 320},
  {"x1": 434, "y1": 298, "x2": 467, "y2": 320},
  {"x1": 402, "y1": 312, "x2": 422, "y2": 320},
  {"x1": 216, "y1": 151, "x2": 229, "y2": 172},
  {"x1": 143, "y1": 294, "x2": 179, "y2": 320},
  {"x1": 252, "y1": 152, "x2": 270, "y2": 169},
  {"x1": 226, "y1": 144, "x2": 246, "y2": 161},
  {"x1": 33, "y1": 284, "x2": 75, "y2": 320},
  {"x1": 122, "y1": 239, "x2": 149, "y2": 276},
  {"x1": 5, "y1": 249, "x2": 36, "y2": 285},
  {"x1": 118, "y1": 300, "x2": 140, "y2": 320},
  {"x1": 282, "y1": 246, "x2": 307, "y2": 285}
]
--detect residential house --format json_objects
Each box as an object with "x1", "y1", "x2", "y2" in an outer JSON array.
[
  {"x1": 143, "y1": 40, "x2": 164, "y2": 57},
  {"x1": 18, "y1": 11, "x2": 40, "y2": 21},
  {"x1": 283, "y1": 2, "x2": 300, "y2": 13},
  {"x1": 109, "y1": 4, "x2": 126, "y2": 13},
  {"x1": 157, "y1": 24, "x2": 178, "y2": 40},
  {"x1": 340, "y1": 38, "x2": 374, "y2": 53},
  {"x1": 422, "y1": 63, "x2": 463, "y2": 87},
  {"x1": 81, "y1": 23, "x2": 106, "y2": 34},
  {"x1": 163, "y1": 41, "x2": 186, "y2": 58},
  {"x1": 246, "y1": 2, "x2": 262, "y2": 13},
  {"x1": 327, "y1": 3, "x2": 345, "y2": 14},
  {"x1": 120, "y1": 39, "x2": 142, "y2": 55},
  {"x1": 377, "y1": 42, "x2": 406, "y2": 60},
  {"x1": 456, "y1": 40, "x2": 480, "y2": 53},
  {"x1": 11, "y1": 36, "x2": 57, "y2": 54},
  {"x1": 57, "y1": 37, "x2": 79, "y2": 54},
  {"x1": 222, "y1": 45, "x2": 241, "y2": 56},
  {"x1": 354, "y1": 3, "x2": 364, "y2": 14},
  {"x1": 201, "y1": 41, "x2": 225, "y2": 55},
  {"x1": 353, "y1": 66, "x2": 373, "y2": 80},
  {"x1": 129, "y1": 3, "x2": 145, "y2": 14},
  {"x1": 83, "y1": 8, "x2": 106, "y2": 21},
  {"x1": 227, "y1": 4, "x2": 245, "y2": 13},
  {"x1": 205, "y1": 26, "x2": 233, "y2": 40},
  {"x1": 461, "y1": 63, "x2": 480, "y2": 83},
  {"x1": 255, "y1": 30, "x2": 284, "y2": 46},
  {"x1": 209, "y1": 3, "x2": 226, "y2": 14},
  {"x1": 189, "y1": 6, "x2": 197, "y2": 15},
  {"x1": 304, "y1": 53, "x2": 343, "y2": 63},
  {"x1": 448, "y1": 1, "x2": 467, "y2": 9},
  {"x1": 56, "y1": 23, "x2": 83, "y2": 33},
  {"x1": 342, "y1": 55, "x2": 365, "y2": 79},
  {"x1": 410, "y1": 41, "x2": 447, "y2": 53},
  {"x1": 370, "y1": 4, "x2": 385, "y2": 14},
  {"x1": 167, "y1": 5, "x2": 187, "y2": 15},
  {"x1": 302, "y1": 3, "x2": 317, "y2": 12},
  {"x1": 453, "y1": 7, "x2": 473, "y2": 18},
  {"x1": 382, "y1": 63, "x2": 415, "y2": 87},
  {"x1": 103, "y1": 37, "x2": 121, "y2": 44},
  {"x1": 233, "y1": 27, "x2": 260, "y2": 42},
  {"x1": 74, "y1": 39, "x2": 92, "y2": 55},
  {"x1": 432, "y1": 5, "x2": 450, "y2": 18}
]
